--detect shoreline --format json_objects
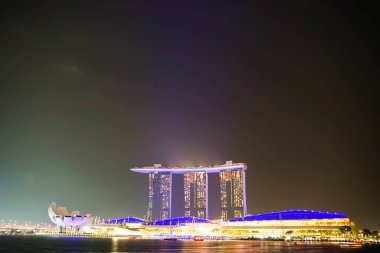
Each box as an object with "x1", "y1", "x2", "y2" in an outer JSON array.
[{"x1": 1, "y1": 233, "x2": 380, "y2": 245}]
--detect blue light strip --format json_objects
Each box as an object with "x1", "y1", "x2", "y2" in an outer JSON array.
[
  {"x1": 229, "y1": 210, "x2": 347, "y2": 222},
  {"x1": 149, "y1": 216, "x2": 210, "y2": 226},
  {"x1": 105, "y1": 216, "x2": 145, "y2": 224}
]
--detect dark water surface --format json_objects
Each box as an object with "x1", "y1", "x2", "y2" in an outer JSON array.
[{"x1": 0, "y1": 236, "x2": 377, "y2": 253}]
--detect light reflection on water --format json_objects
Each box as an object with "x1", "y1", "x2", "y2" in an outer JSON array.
[
  {"x1": 111, "y1": 237, "x2": 119, "y2": 252},
  {"x1": 0, "y1": 236, "x2": 366, "y2": 253}
]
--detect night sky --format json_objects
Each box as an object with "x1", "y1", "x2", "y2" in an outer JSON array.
[{"x1": 0, "y1": 1, "x2": 378, "y2": 230}]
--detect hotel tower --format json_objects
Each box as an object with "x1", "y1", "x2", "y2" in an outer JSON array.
[{"x1": 131, "y1": 161, "x2": 247, "y2": 221}]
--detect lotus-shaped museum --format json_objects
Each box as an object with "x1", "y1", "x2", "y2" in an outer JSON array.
[{"x1": 48, "y1": 202, "x2": 94, "y2": 229}]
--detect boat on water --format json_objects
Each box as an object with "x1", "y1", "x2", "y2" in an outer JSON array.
[
  {"x1": 163, "y1": 229, "x2": 177, "y2": 240},
  {"x1": 163, "y1": 237, "x2": 177, "y2": 241},
  {"x1": 194, "y1": 236, "x2": 204, "y2": 241}
]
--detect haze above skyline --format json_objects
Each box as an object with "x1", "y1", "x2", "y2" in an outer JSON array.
[{"x1": 0, "y1": 1, "x2": 378, "y2": 230}]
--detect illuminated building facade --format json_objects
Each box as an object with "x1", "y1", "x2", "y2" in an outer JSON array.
[
  {"x1": 131, "y1": 161, "x2": 247, "y2": 221},
  {"x1": 48, "y1": 202, "x2": 94, "y2": 231},
  {"x1": 220, "y1": 168, "x2": 247, "y2": 220},
  {"x1": 102, "y1": 210, "x2": 353, "y2": 239},
  {"x1": 147, "y1": 171, "x2": 172, "y2": 221},
  {"x1": 184, "y1": 172, "x2": 208, "y2": 219},
  {"x1": 223, "y1": 210, "x2": 353, "y2": 238}
]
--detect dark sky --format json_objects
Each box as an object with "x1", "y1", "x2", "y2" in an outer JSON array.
[{"x1": 0, "y1": 1, "x2": 378, "y2": 230}]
